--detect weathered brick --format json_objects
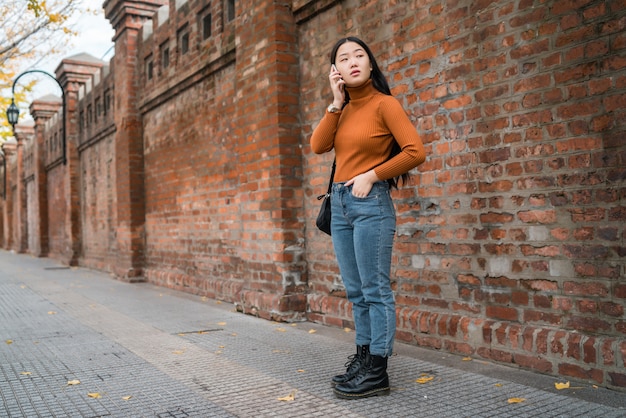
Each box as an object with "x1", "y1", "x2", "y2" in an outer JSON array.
[
  {"x1": 564, "y1": 281, "x2": 609, "y2": 297},
  {"x1": 524, "y1": 309, "x2": 562, "y2": 325},
  {"x1": 552, "y1": 296, "x2": 574, "y2": 312},
  {"x1": 520, "y1": 280, "x2": 559, "y2": 292},
  {"x1": 537, "y1": 329, "x2": 550, "y2": 354},
  {"x1": 518, "y1": 210, "x2": 557, "y2": 224},
  {"x1": 533, "y1": 294, "x2": 552, "y2": 309},
  {"x1": 551, "y1": 331, "x2": 567, "y2": 356},
  {"x1": 514, "y1": 353, "x2": 553, "y2": 373},
  {"x1": 601, "y1": 301, "x2": 625, "y2": 317},
  {"x1": 558, "y1": 363, "x2": 604, "y2": 384},
  {"x1": 567, "y1": 333, "x2": 582, "y2": 360},
  {"x1": 520, "y1": 245, "x2": 560, "y2": 257},
  {"x1": 486, "y1": 305, "x2": 518, "y2": 321},
  {"x1": 609, "y1": 372, "x2": 626, "y2": 388},
  {"x1": 563, "y1": 244, "x2": 610, "y2": 259},
  {"x1": 444, "y1": 340, "x2": 474, "y2": 356},
  {"x1": 583, "y1": 337, "x2": 597, "y2": 364},
  {"x1": 567, "y1": 316, "x2": 611, "y2": 333}
]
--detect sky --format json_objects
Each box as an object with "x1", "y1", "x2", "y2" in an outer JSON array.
[
  {"x1": 63, "y1": 9, "x2": 116, "y2": 63},
  {"x1": 30, "y1": 8, "x2": 115, "y2": 102}
]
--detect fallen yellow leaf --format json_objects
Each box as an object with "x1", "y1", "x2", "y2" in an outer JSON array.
[
  {"x1": 462, "y1": 357, "x2": 472, "y2": 361},
  {"x1": 217, "y1": 322, "x2": 227, "y2": 326},
  {"x1": 297, "y1": 369, "x2": 306, "y2": 373},
  {"x1": 275, "y1": 328, "x2": 286, "y2": 332},
  {"x1": 290, "y1": 323, "x2": 297, "y2": 327},
  {"x1": 507, "y1": 397, "x2": 525, "y2": 404},
  {"x1": 308, "y1": 329, "x2": 316, "y2": 334},
  {"x1": 48, "y1": 311, "x2": 57, "y2": 315},
  {"x1": 277, "y1": 390, "x2": 297, "y2": 402},
  {"x1": 122, "y1": 396, "x2": 132, "y2": 401},
  {"x1": 415, "y1": 376, "x2": 435, "y2": 384},
  {"x1": 67, "y1": 380, "x2": 81, "y2": 386},
  {"x1": 555, "y1": 381, "x2": 570, "y2": 390},
  {"x1": 20, "y1": 372, "x2": 32, "y2": 376},
  {"x1": 494, "y1": 383, "x2": 503, "y2": 387},
  {"x1": 6, "y1": 340, "x2": 13, "y2": 345},
  {"x1": 87, "y1": 393, "x2": 102, "y2": 399},
  {"x1": 344, "y1": 328, "x2": 352, "y2": 333}
]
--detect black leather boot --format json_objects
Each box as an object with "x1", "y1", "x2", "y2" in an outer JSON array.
[
  {"x1": 331, "y1": 345, "x2": 369, "y2": 386},
  {"x1": 333, "y1": 353, "x2": 390, "y2": 399}
]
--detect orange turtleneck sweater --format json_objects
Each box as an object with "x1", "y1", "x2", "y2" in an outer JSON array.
[{"x1": 310, "y1": 80, "x2": 426, "y2": 183}]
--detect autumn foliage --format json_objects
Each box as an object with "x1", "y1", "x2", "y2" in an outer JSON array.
[{"x1": 0, "y1": 0, "x2": 88, "y2": 140}]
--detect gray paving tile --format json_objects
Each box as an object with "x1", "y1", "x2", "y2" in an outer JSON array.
[{"x1": 0, "y1": 250, "x2": 624, "y2": 417}]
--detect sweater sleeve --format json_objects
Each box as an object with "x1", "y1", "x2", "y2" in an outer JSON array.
[
  {"x1": 310, "y1": 110, "x2": 342, "y2": 154},
  {"x1": 374, "y1": 97, "x2": 426, "y2": 181}
]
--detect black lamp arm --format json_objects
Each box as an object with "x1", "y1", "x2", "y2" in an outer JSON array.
[{"x1": 8, "y1": 70, "x2": 66, "y2": 165}]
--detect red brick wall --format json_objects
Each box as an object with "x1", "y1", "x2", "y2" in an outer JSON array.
[
  {"x1": 79, "y1": 134, "x2": 117, "y2": 270},
  {"x1": 46, "y1": 164, "x2": 67, "y2": 259},
  {"x1": 139, "y1": 0, "x2": 244, "y2": 294},
  {"x1": 1, "y1": 141, "x2": 16, "y2": 249},
  {"x1": 300, "y1": 0, "x2": 626, "y2": 388},
  {"x1": 142, "y1": 71, "x2": 242, "y2": 291},
  {"x1": 74, "y1": 59, "x2": 119, "y2": 272},
  {"x1": 27, "y1": 99, "x2": 55, "y2": 257},
  {"x1": 138, "y1": 0, "x2": 307, "y2": 319}
]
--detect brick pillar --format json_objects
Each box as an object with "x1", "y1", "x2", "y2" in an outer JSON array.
[
  {"x1": 104, "y1": 0, "x2": 165, "y2": 280},
  {"x1": 55, "y1": 57, "x2": 104, "y2": 265},
  {"x1": 0, "y1": 148, "x2": 5, "y2": 249},
  {"x1": 12, "y1": 125, "x2": 34, "y2": 253},
  {"x1": 0, "y1": 176, "x2": 3, "y2": 248},
  {"x1": 29, "y1": 97, "x2": 62, "y2": 257},
  {"x1": 1, "y1": 139, "x2": 16, "y2": 250},
  {"x1": 232, "y1": 0, "x2": 306, "y2": 320}
]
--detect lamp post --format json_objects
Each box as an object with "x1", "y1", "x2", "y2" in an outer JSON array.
[
  {"x1": 0, "y1": 149, "x2": 5, "y2": 199},
  {"x1": 6, "y1": 100, "x2": 19, "y2": 130},
  {"x1": 4, "y1": 70, "x2": 66, "y2": 165}
]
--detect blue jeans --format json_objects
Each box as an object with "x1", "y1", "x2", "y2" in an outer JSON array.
[{"x1": 330, "y1": 181, "x2": 396, "y2": 357}]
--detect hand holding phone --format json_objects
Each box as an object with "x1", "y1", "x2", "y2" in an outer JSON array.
[{"x1": 331, "y1": 64, "x2": 344, "y2": 92}]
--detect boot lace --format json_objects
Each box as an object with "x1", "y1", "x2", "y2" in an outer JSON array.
[{"x1": 344, "y1": 354, "x2": 359, "y2": 370}]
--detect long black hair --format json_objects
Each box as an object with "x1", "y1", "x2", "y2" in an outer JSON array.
[{"x1": 330, "y1": 36, "x2": 409, "y2": 189}]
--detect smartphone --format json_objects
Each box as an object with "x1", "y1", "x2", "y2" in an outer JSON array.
[{"x1": 332, "y1": 64, "x2": 344, "y2": 91}]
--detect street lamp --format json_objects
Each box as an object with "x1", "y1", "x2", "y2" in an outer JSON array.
[
  {"x1": 6, "y1": 99, "x2": 19, "y2": 129},
  {"x1": 4, "y1": 70, "x2": 66, "y2": 165},
  {"x1": 0, "y1": 149, "x2": 5, "y2": 199}
]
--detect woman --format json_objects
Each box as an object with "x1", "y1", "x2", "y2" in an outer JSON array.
[{"x1": 310, "y1": 37, "x2": 426, "y2": 399}]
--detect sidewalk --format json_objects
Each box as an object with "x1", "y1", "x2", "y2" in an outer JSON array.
[{"x1": 0, "y1": 250, "x2": 624, "y2": 417}]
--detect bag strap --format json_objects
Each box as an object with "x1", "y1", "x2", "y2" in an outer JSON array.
[
  {"x1": 326, "y1": 159, "x2": 336, "y2": 193},
  {"x1": 317, "y1": 159, "x2": 336, "y2": 200}
]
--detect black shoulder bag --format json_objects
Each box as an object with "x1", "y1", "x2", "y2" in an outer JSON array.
[{"x1": 315, "y1": 159, "x2": 335, "y2": 236}]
